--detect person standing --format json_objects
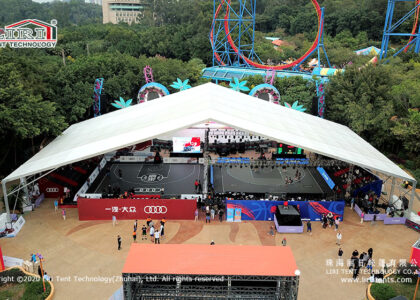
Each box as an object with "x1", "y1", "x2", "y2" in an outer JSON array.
[
  {"x1": 210, "y1": 207, "x2": 215, "y2": 220},
  {"x1": 282, "y1": 238, "x2": 287, "y2": 246},
  {"x1": 146, "y1": 217, "x2": 152, "y2": 227},
  {"x1": 194, "y1": 179, "x2": 199, "y2": 192},
  {"x1": 338, "y1": 247, "x2": 343, "y2": 258},
  {"x1": 368, "y1": 248, "x2": 373, "y2": 259},
  {"x1": 371, "y1": 214, "x2": 376, "y2": 226},
  {"x1": 210, "y1": 240, "x2": 215, "y2": 245},
  {"x1": 62, "y1": 208, "x2": 66, "y2": 221},
  {"x1": 132, "y1": 231, "x2": 137, "y2": 243},
  {"x1": 54, "y1": 200, "x2": 58, "y2": 212},
  {"x1": 154, "y1": 229, "x2": 160, "y2": 244},
  {"x1": 360, "y1": 212, "x2": 364, "y2": 224},
  {"x1": 150, "y1": 226, "x2": 155, "y2": 242},
  {"x1": 198, "y1": 181, "x2": 202, "y2": 194},
  {"x1": 206, "y1": 210, "x2": 211, "y2": 223},
  {"x1": 218, "y1": 209, "x2": 224, "y2": 222},
  {"x1": 194, "y1": 208, "x2": 199, "y2": 221},
  {"x1": 142, "y1": 225, "x2": 147, "y2": 240},
  {"x1": 350, "y1": 197, "x2": 355, "y2": 210},
  {"x1": 160, "y1": 223, "x2": 165, "y2": 241},
  {"x1": 117, "y1": 235, "x2": 122, "y2": 250},
  {"x1": 306, "y1": 220, "x2": 312, "y2": 235},
  {"x1": 336, "y1": 231, "x2": 342, "y2": 246},
  {"x1": 134, "y1": 219, "x2": 138, "y2": 232},
  {"x1": 334, "y1": 217, "x2": 340, "y2": 231}
]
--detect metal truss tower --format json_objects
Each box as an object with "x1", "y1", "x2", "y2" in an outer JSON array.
[
  {"x1": 92, "y1": 78, "x2": 104, "y2": 117},
  {"x1": 211, "y1": 0, "x2": 262, "y2": 67},
  {"x1": 380, "y1": 0, "x2": 420, "y2": 59}
]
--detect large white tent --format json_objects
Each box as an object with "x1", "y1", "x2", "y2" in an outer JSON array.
[{"x1": 3, "y1": 82, "x2": 414, "y2": 183}]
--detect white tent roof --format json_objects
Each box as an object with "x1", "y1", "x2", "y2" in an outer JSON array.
[{"x1": 3, "y1": 82, "x2": 413, "y2": 182}]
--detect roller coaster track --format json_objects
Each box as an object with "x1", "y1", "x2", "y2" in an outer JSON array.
[
  {"x1": 404, "y1": 0, "x2": 420, "y2": 52},
  {"x1": 210, "y1": 0, "x2": 323, "y2": 70}
]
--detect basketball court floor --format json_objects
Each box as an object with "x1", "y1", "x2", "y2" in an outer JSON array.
[
  {"x1": 213, "y1": 166, "x2": 328, "y2": 195},
  {"x1": 90, "y1": 163, "x2": 204, "y2": 196}
]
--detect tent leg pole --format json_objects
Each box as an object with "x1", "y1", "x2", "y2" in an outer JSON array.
[
  {"x1": 389, "y1": 177, "x2": 396, "y2": 203},
  {"x1": 20, "y1": 177, "x2": 30, "y2": 206},
  {"x1": 408, "y1": 180, "x2": 417, "y2": 215},
  {"x1": 2, "y1": 181, "x2": 11, "y2": 223}
]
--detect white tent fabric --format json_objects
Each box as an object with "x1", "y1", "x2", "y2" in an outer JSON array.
[{"x1": 2, "y1": 82, "x2": 413, "y2": 182}]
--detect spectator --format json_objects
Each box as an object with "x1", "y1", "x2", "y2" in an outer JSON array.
[
  {"x1": 351, "y1": 197, "x2": 355, "y2": 210},
  {"x1": 336, "y1": 231, "x2": 342, "y2": 246},
  {"x1": 334, "y1": 217, "x2": 339, "y2": 231},
  {"x1": 218, "y1": 209, "x2": 224, "y2": 222},
  {"x1": 307, "y1": 220, "x2": 312, "y2": 235},
  {"x1": 142, "y1": 225, "x2": 147, "y2": 240},
  {"x1": 154, "y1": 229, "x2": 160, "y2": 244},
  {"x1": 150, "y1": 226, "x2": 155, "y2": 242}
]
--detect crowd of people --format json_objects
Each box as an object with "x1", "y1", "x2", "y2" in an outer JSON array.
[{"x1": 116, "y1": 217, "x2": 167, "y2": 250}]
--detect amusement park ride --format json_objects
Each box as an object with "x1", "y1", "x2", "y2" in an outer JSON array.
[{"x1": 92, "y1": 0, "x2": 420, "y2": 119}]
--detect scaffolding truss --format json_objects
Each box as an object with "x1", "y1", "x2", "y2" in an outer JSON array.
[
  {"x1": 123, "y1": 273, "x2": 299, "y2": 300},
  {"x1": 380, "y1": 0, "x2": 420, "y2": 59}
]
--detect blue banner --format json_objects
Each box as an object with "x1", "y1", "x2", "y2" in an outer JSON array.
[
  {"x1": 226, "y1": 208, "x2": 234, "y2": 222},
  {"x1": 317, "y1": 166, "x2": 336, "y2": 189},
  {"x1": 234, "y1": 208, "x2": 242, "y2": 222},
  {"x1": 226, "y1": 200, "x2": 345, "y2": 221}
]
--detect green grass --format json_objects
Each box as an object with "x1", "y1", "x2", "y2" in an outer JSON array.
[
  {"x1": 0, "y1": 283, "x2": 26, "y2": 300},
  {"x1": 371, "y1": 276, "x2": 420, "y2": 300}
]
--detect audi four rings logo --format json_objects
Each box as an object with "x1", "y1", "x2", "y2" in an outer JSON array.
[
  {"x1": 46, "y1": 187, "x2": 59, "y2": 193},
  {"x1": 144, "y1": 206, "x2": 167, "y2": 214}
]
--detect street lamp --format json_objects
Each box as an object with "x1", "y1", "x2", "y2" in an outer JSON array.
[{"x1": 36, "y1": 253, "x2": 46, "y2": 292}]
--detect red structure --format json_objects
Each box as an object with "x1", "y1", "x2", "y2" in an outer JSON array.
[
  {"x1": 77, "y1": 198, "x2": 196, "y2": 220},
  {"x1": 122, "y1": 244, "x2": 300, "y2": 299}
]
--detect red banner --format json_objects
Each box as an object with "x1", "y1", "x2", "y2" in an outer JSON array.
[{"x1": 77, "y1": 198, "x2": 196, "y2": 221}]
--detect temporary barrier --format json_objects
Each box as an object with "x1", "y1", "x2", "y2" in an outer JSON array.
[
  {"x1": 226, "y1": 200, "x2": 345, "y2": 221},
  {"x1": 78, "y1": 198, "x2": 196, "y2": 220}
]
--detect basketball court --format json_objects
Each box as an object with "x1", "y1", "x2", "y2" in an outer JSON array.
[
  {"x1": 90, "y1": 163, "x2": 204, "y2": 196},
  {"x1": 213, "y1": 166, "x2": 327, "y2": 195}
]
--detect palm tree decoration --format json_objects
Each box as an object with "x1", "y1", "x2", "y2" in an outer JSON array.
[
  {"x1": 111, "y1": 97, "x2": 133, "y2": 109},
  {"x1": 170, "y1": 78, "x2": 191, "y2": 91},
  {"x1": 284, "y1": 101, "x2": 306, "y2": 112},
  {"x1": 229, "y1": 78, "x2": 250, "y2": 92}
]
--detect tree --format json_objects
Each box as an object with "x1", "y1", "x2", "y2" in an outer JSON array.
[{"x1": 391, "y1": 109, "x2": 420, "y2": 153}]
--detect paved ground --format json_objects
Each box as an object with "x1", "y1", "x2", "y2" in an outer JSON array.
[{"x1": 1, "y1": 199, "x2": 419, "y2": 300}]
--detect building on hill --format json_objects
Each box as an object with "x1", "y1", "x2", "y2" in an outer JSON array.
[{"x1": 102, "y1": 0, "x2": 149, "y2": 24}]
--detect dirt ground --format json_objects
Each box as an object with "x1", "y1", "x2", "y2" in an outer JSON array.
[{"x1": 1, "y1": 199, "x2": 419, "y2": 300}]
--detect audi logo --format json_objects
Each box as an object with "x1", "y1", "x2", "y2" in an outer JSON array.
[
  {"x1": 144, "y1": 206, "x2": 167, "y2": 214},
  {"x1": 46, "y1": 188, "x2": 59, "y2": 193}
]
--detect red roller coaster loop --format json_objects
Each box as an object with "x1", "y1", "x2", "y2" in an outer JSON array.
[
  {"x1": 210, "y1": 0, "x2": 322, "y2": 70},
  {"x1": 404, "y1": 0, "x2": 420, "y2": 52}
]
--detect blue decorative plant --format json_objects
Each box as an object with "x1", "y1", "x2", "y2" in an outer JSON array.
[
  {"x1": 229, "y1": 78, "x2": 250, "y2": 92},
  {"x1": 284, "y1": 101, "x2": 306, "y2": 112},
  {"x1": 170, "y1": 78, "x2": 191, "y2": 91},
  {"x1": 111, "y1": 97, "x2": 132, "y2": 109}
]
